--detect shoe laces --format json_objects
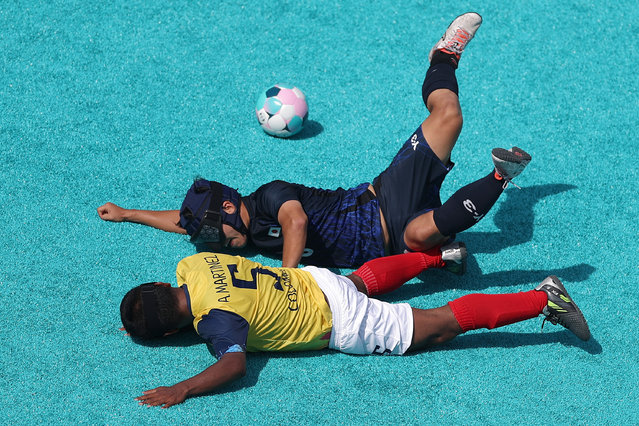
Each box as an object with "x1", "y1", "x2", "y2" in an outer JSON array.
[
  {"x1": 443, "y1": 28, "x2": 471, "y2": 55},
  {"x1": 504, "y1": 178, "x2": 522, "y2": 190},
  {"x1": 495, "y1": 171, "x2": 523, "y2": 190},
  {"x1": 541, "y1": 315, "x2": 559, "y2": 332}
]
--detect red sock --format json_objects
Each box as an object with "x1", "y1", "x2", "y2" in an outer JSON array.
[
  {"x1": 353, "y1": 249, "x2": 444, "y2": 296},
  {"x1": 448, "y1": 290, "x2": 548, "y2": 332}
]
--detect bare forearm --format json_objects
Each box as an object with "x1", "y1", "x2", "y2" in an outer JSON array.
[
  {"x1": 123, "y1": 209, "x2": 185, "y2": 234},
  {"x1": 178, "y1": 360, "x2": 245, "y2": 398},
  {"x1": 281, "y1": 225, "x2": 307, "y2": 268},
  {"x1": 278, "y1": 200, "x2": 308, "y2": 268},
  {"x1": 98, "y1": 202, "x2": 185, "y2": 234},
  {"x1": 136, "y1": 353, "x2": 246, "y2": 408}
]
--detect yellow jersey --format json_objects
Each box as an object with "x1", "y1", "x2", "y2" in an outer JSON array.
[{"x1": 176, "y1": 253, "x2": 332, "y2": 357}]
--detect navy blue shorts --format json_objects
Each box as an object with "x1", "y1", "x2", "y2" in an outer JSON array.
[{"x1": 373, "y1": 125, "x2": 453, "y2": 255}]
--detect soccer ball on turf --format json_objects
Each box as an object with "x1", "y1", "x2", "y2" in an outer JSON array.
[{"x1": 255, "y1": 84, "x2": 308, "y2": 137}]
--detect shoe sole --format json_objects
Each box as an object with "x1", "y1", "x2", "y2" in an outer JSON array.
[{"x1": 491, "y1": 148, "x2": 531, "y2": 165}]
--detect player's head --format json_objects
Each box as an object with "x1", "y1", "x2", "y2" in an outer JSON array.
[
  {"x1": 120, "y1": 282, "x2": 180, "y2": 339},
  {"x1": 179, "y1": 179, "x2": 248, "y2": 250}
]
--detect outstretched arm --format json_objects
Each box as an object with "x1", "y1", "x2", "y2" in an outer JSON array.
[
  {"x1": 277, "y1": 200, "x2": 308, "y2": 268},
  {"x1": 97, "y1": 202, "x2": 186, "y2": 234},
  {"x1": 135, "y1": 352, "x2": 246, "y2": 408}
]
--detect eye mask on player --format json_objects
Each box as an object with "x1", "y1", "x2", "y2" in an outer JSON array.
[
  {"x1": 180, "y1": 179, "x2": 247, "y2": 249},
  {"x1": 140, "y1": 283, "x2": 167, "y2": 338}
]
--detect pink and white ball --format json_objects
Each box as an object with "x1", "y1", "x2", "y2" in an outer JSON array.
[{"x1": 255, "y1": 84, "x2": 308, "y2": 137}]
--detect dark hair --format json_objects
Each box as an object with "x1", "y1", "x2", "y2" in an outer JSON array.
[{"x1": 120, "y1": 283, "x2": 180, "y2": 339}]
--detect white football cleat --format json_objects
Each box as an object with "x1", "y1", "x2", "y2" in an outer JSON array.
[{"x1": 429, "y1": 12, "x2": 483, "y2": 64}]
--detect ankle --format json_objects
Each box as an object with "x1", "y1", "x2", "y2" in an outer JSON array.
[
  {"x1": 422, "y1": 246, "x2": 445, "y2": 268},
  {"x1": 430, "y1": 49, "x2": 459, "y2": 69}
]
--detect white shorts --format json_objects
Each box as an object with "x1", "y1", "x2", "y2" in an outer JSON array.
[{"x1": 303, "y1": 266, "x2": 414, "y2": 355}]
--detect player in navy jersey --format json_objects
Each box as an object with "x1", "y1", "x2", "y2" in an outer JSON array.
[
  {"x1": 98, "y1": 13, "x2": 531, "y2": 268},
  {"x1": 121, "y1": 252, "x2": 590, "y2": 408}
]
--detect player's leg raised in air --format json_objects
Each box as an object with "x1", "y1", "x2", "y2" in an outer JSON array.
[{"x1": 402, "y1": 12, "x2": 531, "y2": 253}]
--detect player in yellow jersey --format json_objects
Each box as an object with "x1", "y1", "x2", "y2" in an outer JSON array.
[{"x1": 121, "y1": 252, "x2": 590, "y2": 408}]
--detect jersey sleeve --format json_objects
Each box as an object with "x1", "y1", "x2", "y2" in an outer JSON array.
[
  {"x1": 196, "y1": 309, "x2": 249, "y2": 359},
  {"x1": 254, "y1": 180, "x2": 300, "y2": 219}
]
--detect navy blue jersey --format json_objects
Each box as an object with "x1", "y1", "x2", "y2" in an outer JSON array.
[{"x1": 242, "y1": 180, "x2": 385, "y2": 267}]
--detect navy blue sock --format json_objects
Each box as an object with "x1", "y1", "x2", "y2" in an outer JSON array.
[
  {"x1": 430, "y1": 49, "x2": 460, "y2": 69},
  {"x1": 422, "y1": 62, "x2": 458, "y2": 107},
  {"x1": 432, "y1": 172, "x2": 505, "y2": 236}
]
